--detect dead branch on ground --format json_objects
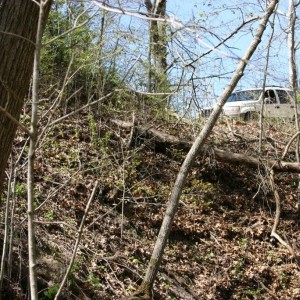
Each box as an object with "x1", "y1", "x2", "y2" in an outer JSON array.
[{"x1": 110, "y1": 119, "x2": 300, "y2": 173}]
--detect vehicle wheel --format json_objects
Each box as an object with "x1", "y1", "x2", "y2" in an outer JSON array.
[{"x1": 244, "y1": 112, "x2": 251, "y2": 121}]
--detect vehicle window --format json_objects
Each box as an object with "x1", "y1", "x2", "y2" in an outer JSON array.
[
  {"x1": 276, "y1": 90, "x2": 292, "y2": 104},
  {"x1": 227, "y1": 93, "x2": 237, "y2": 102},
  {"x1": 227, "y1": 90, "x2": 261, "y2": 102},
  {"x1": 264, "y1": 89, "x2": 276, "y2": 103}
]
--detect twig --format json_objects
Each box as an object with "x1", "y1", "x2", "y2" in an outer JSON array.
[
  {"x1": 49, "y1": 92, "x2": 113, "y2": 126},
  {"x1": 127, "y1": 112, "x2": 136, "y2": 148},
  {"x1": 34, "y1": 220, "x2": 77, "y2": 231},
  {"x1": 54, "y1": 181, "x2": 98, "y2": 300},
  {"x1": 93, "y1": 1, "x2": 171, "y2": 23},
  {"x1": 44, "y1": 5, "x2": 98, "y2": 45},
  {"x1": 282, "y1": 131, "x2": 300, "y2": 160},
  {"x1": 0, "y1": 104, "x2": 31, "y2": 136},
  {"x1": 0, "y1": 30, "x2": 35, "y2": 46},
  {"x1": 0, "y1": 160, "x2": 14, "y2": 295}
]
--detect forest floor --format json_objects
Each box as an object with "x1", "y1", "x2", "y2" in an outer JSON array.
[{"x1": 3, "y1": 105, "x2": 300, "y2": 300}]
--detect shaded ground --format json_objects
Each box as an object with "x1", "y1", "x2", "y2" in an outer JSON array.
[{"x1": 2, "y1": 110, "x2": 300, "y2": 299}]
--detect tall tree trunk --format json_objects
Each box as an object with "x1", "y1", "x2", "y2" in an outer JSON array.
[
  {"x1": 129, "y1": 0, "x2": 279, "y2": 299},
  {"x1": 0, "y1": 0, "x2": 52, "y2": 194},
  {"x1": 288, "y1": 0, "x2": 300, "y2": 213},
  {"x1": 288, "y1": 0, "x2": 299, "y2": 151},
  {"x1": 27, "y1": 1, "x2": 50, "y2": 298},
  {"x1": 145, "y1": 0, "x2": 168, "y2": 93},
  {"x1": 259, "y1": 11, "x2": 276, "y2": 153}
]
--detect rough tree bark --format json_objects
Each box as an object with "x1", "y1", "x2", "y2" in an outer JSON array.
[
  {"x1": 288, "y1": 0, "x2": 299, "y2": 155},
  {"x1": 145, "y1": 0, "x2": 168, "y2": 93},
  {"x1": 288, "y1": 0, "x2": 298, "y2": 97},
  {"x1": 288, "y1": 0, "x2": 300, "y2": 213},
  {"x1": 0, "y1": 0, "x2": 52, "y2": 195},
  {"x1": 128, "y1": 1, "x2": 279, "y2": 299}
]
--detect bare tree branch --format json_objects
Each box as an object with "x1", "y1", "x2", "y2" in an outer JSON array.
[
  {"x1": 0, "y1": 104, "x2": 31, "y2": 136},
  {"x1": 127, "y1": 1, "x2": 280, "y2": 297},
  {"x1": 44, "y1": 5, "x2": 98, "y2": 45},
  {"x1": 0, "y1": 30, "x2": 35, "y2": 45}
]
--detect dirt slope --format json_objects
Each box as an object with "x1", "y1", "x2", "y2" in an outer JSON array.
[{"x1": 4, "y1": 110, "x2": 300, "y2": 300}]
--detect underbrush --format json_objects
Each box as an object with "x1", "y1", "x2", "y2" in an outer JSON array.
[{"x1": 3, "y1": 111, "x2": 300, "y2": 299}]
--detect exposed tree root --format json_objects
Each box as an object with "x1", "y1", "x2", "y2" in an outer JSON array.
[
  {"x1": 268, "y1": 169, "x2": 296, "y2": 258},
  {"x1": 125, "y1": 283, "x2": 152, "y2": 300}
]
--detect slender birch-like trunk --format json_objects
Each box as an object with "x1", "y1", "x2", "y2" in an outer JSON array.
[
  {"x1": 259, "y1": 9, "x2": 276, "y2": 153},
  {"x1": 27, "y1": 1, "x2": 50, "y2": 299}
]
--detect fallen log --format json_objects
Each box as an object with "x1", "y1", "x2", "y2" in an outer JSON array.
[
  {"x1": 110, "y1": 119, "x2": 300, "y2": 173},
  {"x1": 213, "y1": 148, "x2": 300, "y2": 173}
]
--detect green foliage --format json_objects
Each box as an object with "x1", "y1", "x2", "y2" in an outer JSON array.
[
  {"x1": 126, "y1": 284, "x2": 135, "y2": 292},
  {"x1": 239, "y1": 238, "x2": 248, "y2": 249},
  {"x1": 231, "y1": 258, "x2": 245, "y2": 278},
  {"x1": 279, "y1": 270, "x2": 291, "y2": 289},
  {"x1": 41, "y1": 1, "x2": 122, "y2": 109},
  {"x1": 44, "y1": 210, "x2": 54, "y2": 220},
  {"x1": 15, "y1": 182, "x2": 26, "y2": 197},
  {"x1": 182, "y1": 179, "x2": 215, "y2": 205},
  {"x1": 70, "y1": 261, "x2": 80, "y2": 277},
  {"x1": 88, "y1": 114, "x2": 98, "y2": 142},
  {"x1": 87, "y1": 273, "x2": 101, "y2": 288},
  {"x1": 237, "y1": 287, "x2": 263, "y2": 299},
  {"x1": 42, "y1": 284, "x2": 60, "y2": 300},
  {"x1": 296, "y1": 92, "x2": 300, "y2": 104},
  {"x1": 203, "y1": 251, "x2": 215, "y2": 262},
  {"x1": 130, "y1": 257, "x2": 140, "y2": 265}
]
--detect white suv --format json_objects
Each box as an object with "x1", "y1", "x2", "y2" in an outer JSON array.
[{"x1": 223, "y1": 87, "x2": 295, "y2": 121}]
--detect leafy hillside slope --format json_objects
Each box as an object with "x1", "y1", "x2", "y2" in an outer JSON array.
[{"x1": 4, "y1": 106, "x2": 300, "y2": 300}]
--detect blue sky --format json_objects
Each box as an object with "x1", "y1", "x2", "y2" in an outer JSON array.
[
  {"x1": 97, "y1": 0, "x2": 296, "y2": 112},
  {"x1": 155, "y1": 0, "x2": 291, "y2": 110},
  {"x1": 160, "y1": 0, "x2": 295, "y2": 108}
]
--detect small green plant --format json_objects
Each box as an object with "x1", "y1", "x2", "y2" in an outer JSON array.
[
  {"x1": 87, "y1": 273, "x2": 101, "y2": 288},
  {"x1": 88, "y1": 114, "x2": 98, "y2": 142},
  {"x1": 279, "y1": 270, "x2": 290, "y2": 289},
  {"x1": 43, "y1": 284, "x2": 60, "y2": 299},
  {"x1": 267, "y1": 250, "x2": 274, "y2": 262},
  {"x1": 239, "y1": 238, "x2": 248, "y2": 249},
  {"x1": 131, "y1": 257, "x2": 140, "y2": 265},
  {"x1": 74, "y1": 126, "x2": 80, "y2": 139},
  {"x1": 296, "y1": 92, "x2": 300, "y2": 104},
  {"x1": 192, "y1": 179, "x2": 214, "y2": 192},
  {"x1": 70, "y1": 261, "x2": 80, "y2": 277},
  {"x1": 44, "y1": 210, "x2": 54, "y2": 220},
  {"x1": 238, "y1": 287, "x2": 263, "y2": 299},
  {"x1": 231, "y1": 258, "x2": 245, "y2": 278},
  {"x1": 183, "y1": 179, "x2": 215, "y2": 205},
  {"x1": 204, "y1": 251, "x2": 215, "y2": 262},
  {"x1": 100, "y1": 131, "x2": 111, "y2": 148},
  {"x1": 15, "y1": 182, "x2": 26, "y2": 197},
  {"x1": 126, "y1": 284, "x2": 135, "y2": 292}
]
